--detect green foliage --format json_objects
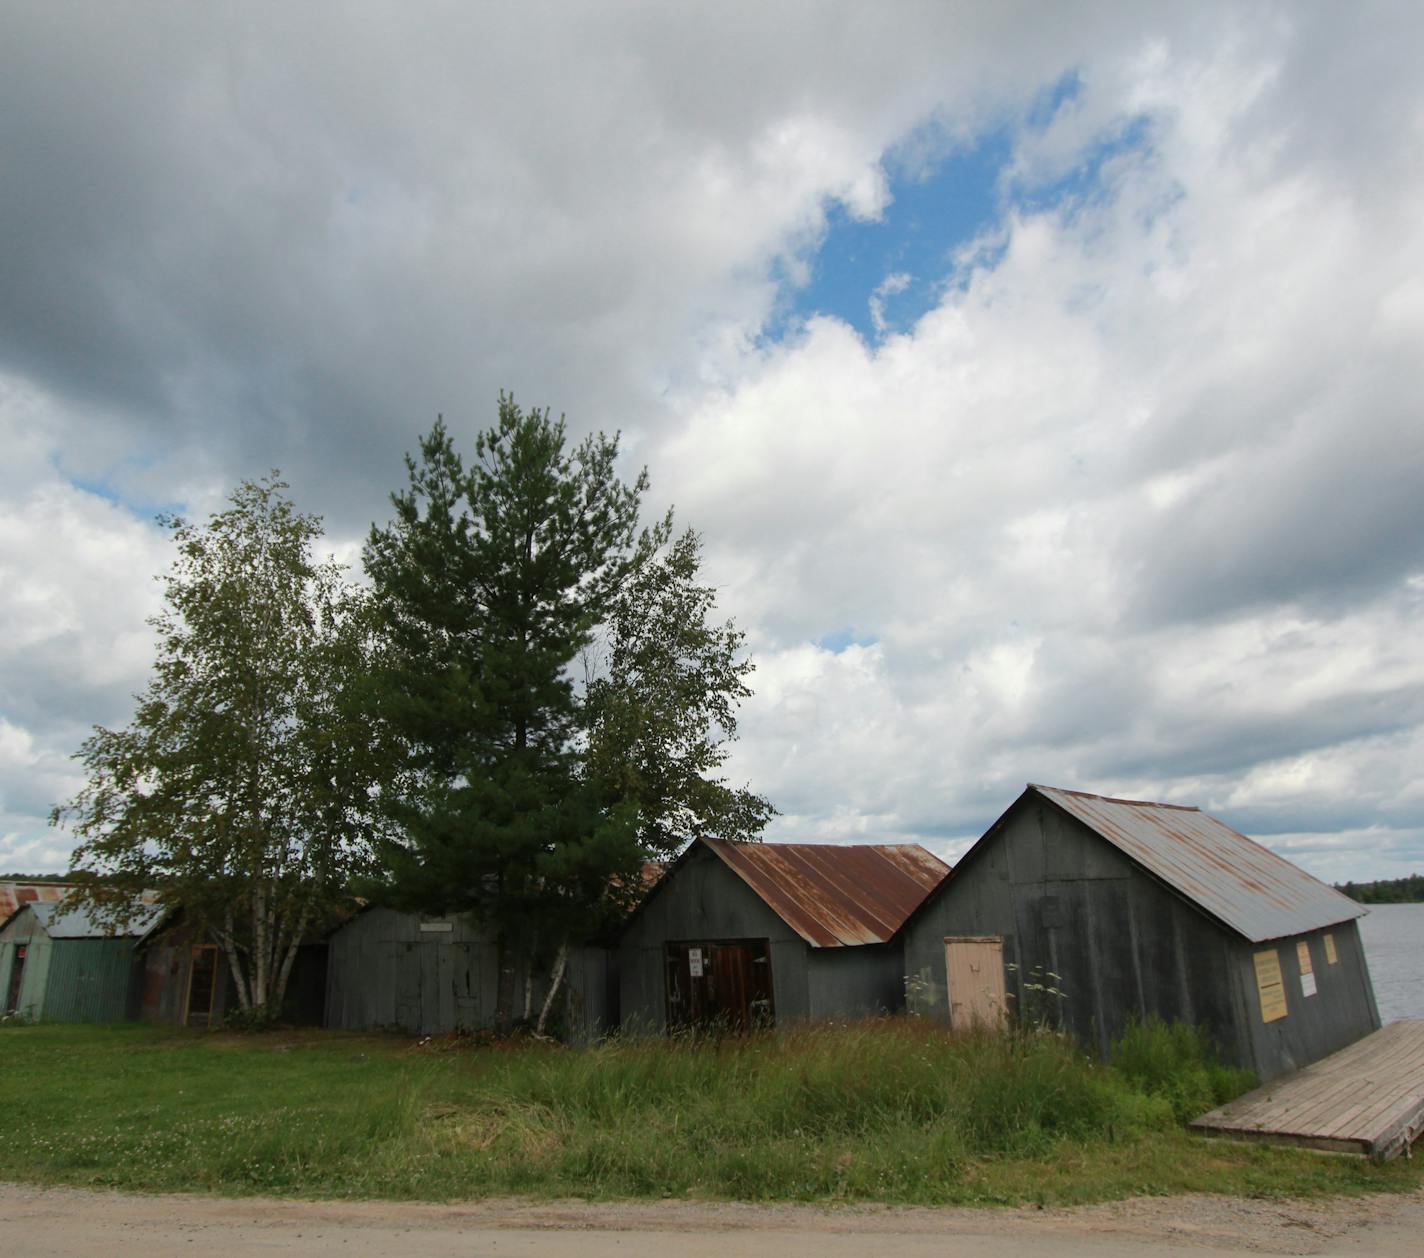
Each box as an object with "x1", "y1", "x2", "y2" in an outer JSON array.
[
  {"x1": 1, "y1": 1021, "x2": 1414, "y2": 1206},
  {"x1": 51, "y1": 476, "x2": 374, "y2": 1018},
  {"x1": 1110, "y1": 1016, "x2": 1257, "y2": 1123},
  {"x1": 1335, "y1": 874, "x2": 1424, "y2": 903},
  {"x1": 219, "y1": 1004, "x2": 282, "y2": 1034},
  {"x1": 583, "y1": 527, "x2": 774, "y2": 853},
  {"x1": 363, "y1": 401, "x2": 659, "y2": 1013},
  {"x1": 362, "y1": 397, "x2": 770, "y2": 1028}
]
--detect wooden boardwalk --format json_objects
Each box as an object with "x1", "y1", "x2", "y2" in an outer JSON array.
[{"x1": 1191, "y1": 1019, "x2": 1424, "y2": 1160}]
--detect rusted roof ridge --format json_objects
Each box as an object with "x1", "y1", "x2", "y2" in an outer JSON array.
[
  {"x1": 733, "y1": 851, "x2": 869, "y2": 945},
  {"x1": 1034, "y1": 785, "x2": 1363, "y2": 943},
  {"x1": 1096, "y1": 810, "x2": 1303, "y2": 911},
  {"x1": 876, "y1": 844, "x2": 952, "y2": 884},
  {"x1": 1030, "y1": 784, "x2": 1201, "y2": 812},
  {"x1": 704, "y1": 841, "x2": 948, "y2": 948},
  {"x1": 0, "y1": 881, "x2": 72, "y2": 922},
  {"x1": 718, "y1": 845, "x2": 895, "y2": 946},
  {"x1": 775, "y1": 845, "x2": 914, "y2": 933}
]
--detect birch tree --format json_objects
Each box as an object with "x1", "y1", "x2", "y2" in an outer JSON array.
[{"x1": 52, "y1": 476, "x2": 373, "y2": 1021}]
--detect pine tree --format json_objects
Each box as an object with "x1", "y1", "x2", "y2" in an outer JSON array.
[{"x1": 363, "y1": 397, "x2": 660, "y2": 1030}]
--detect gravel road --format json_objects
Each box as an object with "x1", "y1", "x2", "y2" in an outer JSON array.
[{"x1": 4, "y1": 1182, "x2": 1423, "y2": 1257}]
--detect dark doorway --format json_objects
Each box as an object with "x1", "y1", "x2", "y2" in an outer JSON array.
[
  {"x1": 184, "y1": 944, "x2": 220, "y2": 1026},
  {"x1": 5, "y1": 945, "x2": 27, "y2": 1013},
  {"x1": 665, "y1": 939, "x2": 774, "y2": 1032}
]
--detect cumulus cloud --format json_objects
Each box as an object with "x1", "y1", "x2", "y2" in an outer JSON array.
[
  {"x1": 654, "y1": 9, "x2": 1424, "y2": 875},
  {"x1": 2, "y1": 3, "x2": 1421, "y2": 880}
]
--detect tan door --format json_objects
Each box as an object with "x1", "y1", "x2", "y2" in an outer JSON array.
[{"x1": 944, "y1": 936, "x2": 1006, "y2": 1030}]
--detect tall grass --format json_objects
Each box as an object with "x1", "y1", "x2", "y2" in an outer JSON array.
[
  {"x1": 0, "y1": 1019, "x2": 1412, "y2": 1205},
  {"x1": 1110, "y1": 1017, "x2": 1258, "y2": 1123}
]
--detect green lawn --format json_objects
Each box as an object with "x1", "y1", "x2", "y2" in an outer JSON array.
[{"x1": 1, "y1": 1020, "x2": 1417, "y2": 1205}]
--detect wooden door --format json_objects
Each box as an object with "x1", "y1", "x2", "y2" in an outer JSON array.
[
  {"x1": 665, "y1": 939, "x2": 773, "y2": 1032},
  {"x1": 944, "y1": 936, "x2": 1006, "y2": 1030}
]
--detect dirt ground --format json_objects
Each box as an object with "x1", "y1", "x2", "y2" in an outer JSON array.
[{"x1": 5, "y1": 1182, "x2": 1424, "y2": 1258}]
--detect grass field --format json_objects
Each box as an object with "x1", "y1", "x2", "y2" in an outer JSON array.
[{"x1": 1, "y1": 1019, "x2": 1418, "y2": 1206}]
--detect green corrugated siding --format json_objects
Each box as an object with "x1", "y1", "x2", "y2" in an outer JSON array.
[
  {"x1": 17, "y1": 932, "x2": 53, "y2": 1019},
  {"x1": 41, "y1": 939, "x2": 137, "y2": 1022}
]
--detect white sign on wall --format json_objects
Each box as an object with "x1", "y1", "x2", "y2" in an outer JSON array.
[
  {"x1": 1298, "y1": 940, "x2": 1317, "y2": 997},
  {"x1": 688, "y1": 947, "x2": 704, "y2": 977}
]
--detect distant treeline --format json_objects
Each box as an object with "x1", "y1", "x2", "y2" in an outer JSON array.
[
  {"x1": 0, "y1": 872, "x2": 72, "y2": 882},
  {"x1": 1335, "y1": 874, "x2": 1424, "y2": 904}
]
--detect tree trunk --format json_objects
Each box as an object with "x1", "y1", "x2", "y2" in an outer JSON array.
[
  {"x1": 252, "y1": 881, "x2": 269, "y2": 1014},
  {"x1": 522, "y1": 930, "x2": 538, "y2": 1023},
  {"x1": 218, "y1": 906, "x2": 251, "y2": 1011},
  {"x1": 271, "y1": 905, "x2": 310, "y2": 1018},
  {"x1": 536, "y1": 943, "x2": 568, "y2": 1038},
  {"x1": 494, "y1": 931, "x2": 517, "y2": 1035}
]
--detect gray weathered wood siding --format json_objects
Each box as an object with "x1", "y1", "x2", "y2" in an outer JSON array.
[
  {"x1": 324, "y1": 907, "x2": 611, "y2": 1042},
  {"x1": 806, "y1": 942, "x2": 904, "y2": 1022},
  {"x1": 619, "y1": 843, "x2": 910, "y2": 1033},
  {"x1": 902, "y1": 794, "x2": 1380, "y2": 1080},
  {"x1": 1228, "y1": 920, "x2": 1379, "y2": 1080},
  {"x1": 903, "y1": 796, "x2": 1242, "y2": 1060},
  {"x1": 619, "y1": 845, "x2": 809, "y2": 1033}
]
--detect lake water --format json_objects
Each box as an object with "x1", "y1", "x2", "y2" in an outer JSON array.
[{"x1": 1357, "y1": 903, "x2": 1424, "y2": 1022}]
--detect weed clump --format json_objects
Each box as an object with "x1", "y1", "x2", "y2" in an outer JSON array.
[{"x1": 1110, "y1": 1016, "x2": 1257, "y2": 1123}]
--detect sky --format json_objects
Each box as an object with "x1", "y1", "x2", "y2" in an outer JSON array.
[{"x1": 2, "y1": 2, "x2": 1422, "y2": 883}]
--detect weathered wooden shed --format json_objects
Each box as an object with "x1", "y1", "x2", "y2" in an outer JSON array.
[
  {"x1": 134, "y1": 909, "x2": 329, "y2": 1028},
  {"x1": 618, "y1": 838, "x2": 949, "y2": 1033},
  {"x1": 901, "y1": 785, "x2": 1380, "y2": 1081},
  {"x1": 0, "y1": 899, "x2": 163, "y2": 1022},
  {"x1": 324, "y1": 907, "x2": 615, "y2": 1042}
]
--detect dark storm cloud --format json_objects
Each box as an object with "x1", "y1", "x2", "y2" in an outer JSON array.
[
  {"x1": 4, "y1": 3, "x2": 1423, "y2": 880},
  {"x1": 0, "y1": 1, "x2": 1110, "y2": 532}
]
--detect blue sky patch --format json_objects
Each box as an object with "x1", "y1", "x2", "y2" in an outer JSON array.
[
  {"x1": 772, "y1": 71, "x2": 1157, "y2": 347},
  {"x1": 59, "y1": 459, "x2": 182, "y2": 523},
  {"x1": 817, "y1": 627, "x2": 880, "y2": 654},
  {"x1": 784, "y1": 134, "x2": 1011, "y2": 343}
]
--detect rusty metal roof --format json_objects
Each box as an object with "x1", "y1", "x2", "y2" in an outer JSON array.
[
  {"x1": 1032, "y1": 785, "x2": 1364, "y2": 943},
  {"x1": 703, "y1": 839, "x2": 950, "y2": 948},
  {"x1": 0, "y1": 881, "x2": 71, "y2": 922}
]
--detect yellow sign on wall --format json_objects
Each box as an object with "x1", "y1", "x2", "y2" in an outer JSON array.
[
  {"x1": 1254, "y1": 948, "x2": 1288, "y2": 1023},
  {"x1": 1324, "y1": 933, "x2": 1338, "y2": 965}
]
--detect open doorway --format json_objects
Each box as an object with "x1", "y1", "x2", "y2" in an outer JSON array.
[{"x1": 183, "y1": 944, "x2": 220, "y2": 1026}]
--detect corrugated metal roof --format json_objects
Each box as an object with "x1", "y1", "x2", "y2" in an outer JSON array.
[
  {"x1": 703, "y1": 839, "x2": 950, "y2": 948},
  {"x1": 1032, "y1": 785, "x2": 1364, "y2": 943},
  {"x1": 25, "y1": 899, "x2": 166, "y2": 940},
  {"x1": 0, "y1": 881, "x2": 71, "y2": 921}
]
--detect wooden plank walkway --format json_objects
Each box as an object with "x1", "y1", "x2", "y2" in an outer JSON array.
[{"x1": 1191, "y1": 1019, "x2": 1424, "y2": 1160}]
